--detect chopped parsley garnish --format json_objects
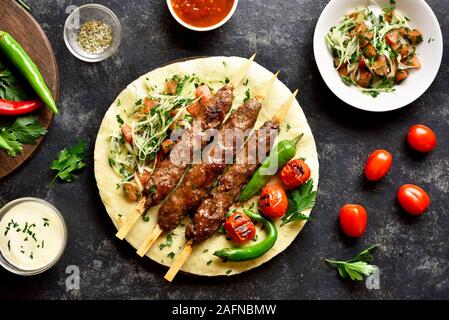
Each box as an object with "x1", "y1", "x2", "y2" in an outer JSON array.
[
  {"x1": 167, "y1": 252, "x2": 175, "y2": 259},
  {"x1": 243, "y1": 88, "x2": 251, "y2": 103},
  {"x1": 158, "y1": 233, "x2": 174, "y2": 250}
]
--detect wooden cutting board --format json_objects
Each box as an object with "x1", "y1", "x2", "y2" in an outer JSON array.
[{"x1": 0, "y1": 0, "x2": 59, "y2": 179}]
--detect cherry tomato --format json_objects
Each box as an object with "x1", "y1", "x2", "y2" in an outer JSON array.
[
  {"x1": 407, "y1": 125, "x2": 437, "y2": 152},
  {"x1": 136, "y1": 170, "x2": 150, "y2": 185},
  {"x1": 224, "y1": 212, "x2": 256, "y2": 243},
  {"x1": 121, "y1": 124, "x2": 133, "y2": 144},
  {"x1": 195, "y1": 85, "x2": 212, "y2": 107},
  {"x1": 123, "y1": 183, "x2": 139, "y2": 202},
  {"x1": 364, "y1": 149, "x2": 393, "y2": 181},
  {"x1": 162, "y1": 139, "x2": 174, "y2": 153},
  {"x1": 397, "y1": 184, "x2": 430, "y2": 216},
  {"x1": 142, "y1": 98, "x2": 157, "y2": 113},
  {"x1": 279, "y1": 159, "x2": 311, "y2": 189},
  {"x1": 339, "y1": 204, "x2": 367, "y2": 238},
  {"x1": 259, "y1": 183, "x2": 288, "y2": 219}
]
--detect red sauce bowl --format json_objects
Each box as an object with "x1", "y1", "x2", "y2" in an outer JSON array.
[{"x1": 167, "y1": 0, "x2": 238, "y2": 31}]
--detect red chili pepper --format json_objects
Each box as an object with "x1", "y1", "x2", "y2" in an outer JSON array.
[{"x1": 0, "y1": 99, "x2": 43, "y2": 116}]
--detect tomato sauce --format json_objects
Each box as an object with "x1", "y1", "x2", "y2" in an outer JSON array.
[{"x1": 171, "y1": 0, "x2": 235, "y2": 28}]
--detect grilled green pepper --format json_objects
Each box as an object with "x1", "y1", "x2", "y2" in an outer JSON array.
[
  {"x1": 213, "y1": 209, "x2": 278, "y2": 262},
  {"x1": 0, "y1": 31, "x2": 58, "y2": 114},
  {"x1": 239, "y1": 134, "x2": 303, "y2": 202}
]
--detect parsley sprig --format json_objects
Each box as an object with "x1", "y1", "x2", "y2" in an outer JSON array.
[
  {"x1": 281, "y1": 180, "x2": 316, "y2": 226},
  {"x1": 0, "y1": 61, "x2": 30, "y2": 101},
  {"x1": 49, "y1": 140, "x2": 87, "y2": 188},
  {"x1": 325, "y1": 245, "x2": 379, "y2": 281},
  {"x1": 0, "y1": 115, "x2": 47, "y2": 156}
]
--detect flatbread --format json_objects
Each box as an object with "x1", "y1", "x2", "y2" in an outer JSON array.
[{"x1": 94, "y1": 56, "x2": 319, "y2": 276}]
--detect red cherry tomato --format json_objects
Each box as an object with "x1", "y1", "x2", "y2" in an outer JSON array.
[
  {"x1": 259, "y1": 183, "x2": 288, "y2": 219},
  {"x1": 407, "y1": 125, "x2": 437, "y2": 152},
  {"x1": 224, "y1": 212, "x2": 256, "y2": 243},
  {"x1": 397, "y1": 184, "x2": 430, "y2": 216},
  {"x1": 364, "y1": 149, "x2": 393, "y2": 181},
  {"x1": 279, "y1": 159, "x2": 311, "y2": 189},
  {"x1": 339, "y1": 204, "x2": 367, "y2": 238},
  {"x1": 121, "y1": 124, "x2": 133, "y2": 144}
]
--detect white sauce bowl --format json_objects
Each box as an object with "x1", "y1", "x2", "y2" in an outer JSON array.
[{"x1": 0, "y1": 198, "x2": 67, "y2": 276}]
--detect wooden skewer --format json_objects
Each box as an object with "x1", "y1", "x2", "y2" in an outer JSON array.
[
  {"x1": 116, "y1": 197, "x2": 146, "y2": 240},
  {"x1": 164, "y1": 240, "x2": 193, "y2": 282},
  {"x1": 136, "y1": 223, "x2": 163, "y2": 256},
  {"x1": 256, "y1": 71, "x2": 279, "y2": 101},
  {"x1": 136, "y1": 71, "x2": 279, "y2": 257},
  {"x1": 273, "y1": 89, "x2": 298, "y2": 124},
  {"x1": 114, "y1": 55, "x2": 257, "y2": 241},
  {"x1": 229, "y1": 53, "x2": 256, "y2": 88},
  {"x1": 163, "y1": 89, "x2": 299, "y2": 281}
]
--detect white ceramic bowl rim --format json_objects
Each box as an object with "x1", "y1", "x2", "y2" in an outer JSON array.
[
  {"x1": 313, "y1": 0, "x2": 443, "y2": 112},
  {"x1": 63, "y1": 3, "x2": 122, "y2": 63},
  {"x1": 166, "y1": 0, "x2": 239, "y2": 31},
  {"x1": 0, "y1": 197, "x2": 68, "y2": 276}
]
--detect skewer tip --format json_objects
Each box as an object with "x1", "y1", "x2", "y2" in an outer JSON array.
[
  {"x1": 255, "y1": 70, "x2": 280, "y2": 101},
  {"x1": 272, "y1": 89, "x2": 299, "y2": 125},
  {"x1": 229, "y1": 54, "x2": 257, "y2": 88},
  {"x1": 164, "y1": 240, "x2": 194, "y2": 282}
]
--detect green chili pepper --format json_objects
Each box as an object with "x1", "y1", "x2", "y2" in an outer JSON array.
[
  {"x1": 214, "y1": 209, "x2": 278, "y2": 262},
  {"x1": 239, "y1": 134, "x2": 303, "y2": 202},
  {"x1": 0, "y1": 31, "x2": 58, "y2": 114}
]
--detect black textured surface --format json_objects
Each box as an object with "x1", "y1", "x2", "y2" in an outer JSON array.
[{"x1": 0, "y1": 0, "x2": 448, "y2": 299}]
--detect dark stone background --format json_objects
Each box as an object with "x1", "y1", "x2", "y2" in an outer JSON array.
[{"x1": 0, "y1": 0, "x2": 448, "y2": 299}]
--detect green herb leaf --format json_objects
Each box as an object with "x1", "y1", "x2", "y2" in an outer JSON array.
[
  {"x1": 167, "y1": 252, "x2": 175, "y2": 259},
  {"x1": 49, "y1": 140, "x2": 87, "y2": 187},
  {"x1": 243, "y1": 89, "x2": 251, "y2": 103},
  {"x1": 0, "y1": 116, "x2": 47, "y2": 157},
  {"x1": 325, "y1": 245, "x2": 379, "y2": 281},
  {"x1": 8, "y1": 116, "x2": 47, "y2": 144},
  {"x1": 281, "y1": 180, "x2": 316, "y2": 226},
  {"x1": 0, "y1": 61, "x2": 30, "y2": 101}
]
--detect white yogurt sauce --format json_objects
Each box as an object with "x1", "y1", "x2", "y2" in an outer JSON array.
[{"x1": 0, "y1": 201, "x2": 65, "y2": 271}]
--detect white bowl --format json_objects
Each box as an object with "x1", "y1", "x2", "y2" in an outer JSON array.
[
  {"x1": 166, "y1": 0, "x2": 238, "y2": 31},
  {"x1": 313, "y1": 0, "x2": 443, "y2": 112}
]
